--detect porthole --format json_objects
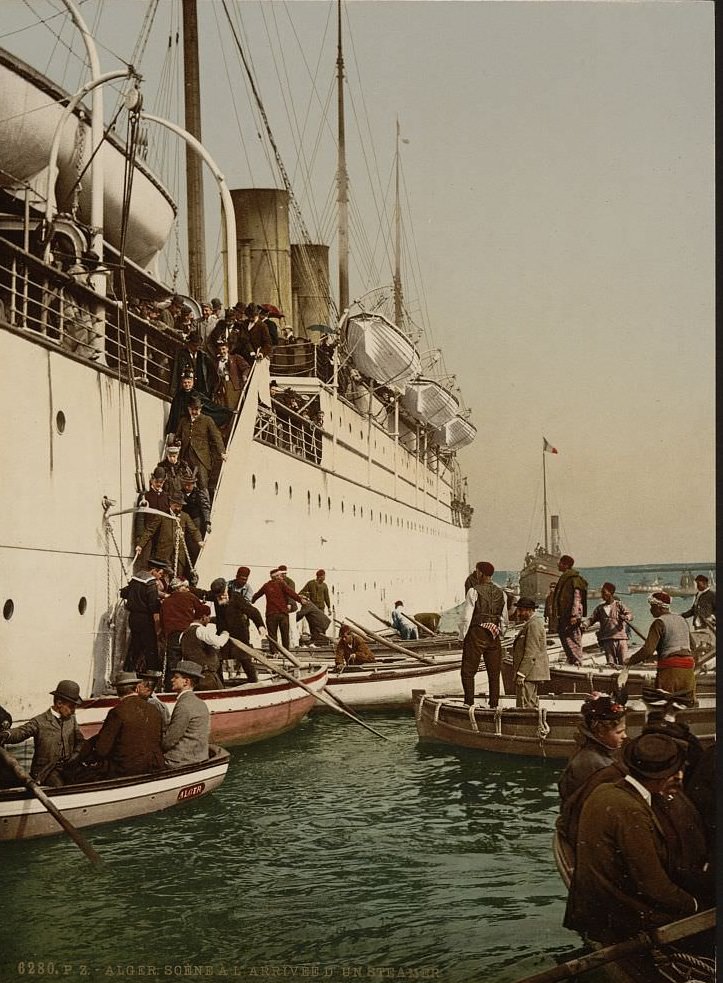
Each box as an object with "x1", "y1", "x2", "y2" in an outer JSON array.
[
  {"x1": 341, "y1": 501, "x2": 345, "y2": 514},
  {"x1": 56, "y1": 411, "x2": 66, "y2": 433},
  {"x1": 327, "y1": 497, "x2": 331, "y2": 511},
  {"x1": 318, "y1": 494, "x2": 322, "y2": 508},
  {"x1": 349, "y1": 423, "x2": 352, "y2": 433},
  {"x1": 275, "y1": 482, "x2": 279, "y2": 495},
  {"x1": 252, "y1": 474, "x2": 256, "y2": 490},
  {"x1": 78, "y1": 597, "x2": 88, "y2": 615},
  {"x1": 3, "y1": 600, "x2": 14, "y2": 621},
  {"x1": 370, "y1": 510, "x2": 374, "y2": 521},
  {"x1": 353, "y1": 504, "x2": 356, "y2": 517},
  {"x1": 289, "y1": 486, "x2": 293, "y2": 500}
]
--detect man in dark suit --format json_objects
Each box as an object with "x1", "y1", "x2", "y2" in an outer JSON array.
[
  {"x1": 175, "y1": 396, "x2": 227, "y2": 492},
  {"x1": 85, "y1": 672, "x2": 164, "y2": 777}
]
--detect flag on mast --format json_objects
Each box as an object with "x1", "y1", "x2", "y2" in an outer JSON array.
[{"x1": 543, "y1": 437, "x2": 558, "y2": 454}]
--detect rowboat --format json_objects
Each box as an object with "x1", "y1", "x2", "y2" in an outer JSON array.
[
  {"x1": 412, "y1": 692, "x2": 716, "y2": 758},
  {"x1": 75, "y1": 666, "x2": 327, "y2": 746},
  {"x1": 433, "y1": 414, "x2": 477, "y2": 450},
  {"x1": 0, "y1": 745, "x2": 229, "y2": 841},
  {"x1": 401, "y1": 378, "x2": 460, "y2": 428},
  {"x1": 539, "y1": 661, "x2": 717, "y2": 698},
  {"x1": 323, "y1": 656, "x2": 463, "y2": 710}
]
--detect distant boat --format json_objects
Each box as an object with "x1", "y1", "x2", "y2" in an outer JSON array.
[
  {"x1": 412, "y1": 692, "x2": 716, "y2": 759},
  {"x1": 518, "y1": 446, "x2": 565, "y2": 602},
  {"x1": 0, "y1": 746, "x2": 229, "y2": 841},
  {"x1": 75, "y1": 667, "x2": 328, "y2": 746}
]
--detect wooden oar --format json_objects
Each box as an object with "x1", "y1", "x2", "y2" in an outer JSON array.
[
  {"x1": 406, "y1": 613, "x2": 438, "y2": 637},
  {"x1": 264, "y1": 635, "x2": 303, "y2": 668},
  {"x1": 368, "y1": 610, "x2": 394, "y2": 630},
  {"x1": 228, "y1": 637, "x2": 389, "y2": 742},
  {"x1": 695, "y1": 649, "x2": 717, "y2": 673},
  {"x1": 0, "y1": 747, "x2": 103, "y2": 866},
  {"x1": 342, "y1": 617, "x2": 435, "y2": 665},
  {"x1": 512, "y1": 908, "x2": 715, "y2": 983}
]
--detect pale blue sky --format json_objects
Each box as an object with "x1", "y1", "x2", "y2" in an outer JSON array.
[{"x1": 2, "y1": 0, "x2": 715, "y2": 568}]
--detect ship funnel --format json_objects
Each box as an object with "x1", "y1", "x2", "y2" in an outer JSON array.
[{"x1": 550, "y1": 515, "x2": 561, "y2": 556}]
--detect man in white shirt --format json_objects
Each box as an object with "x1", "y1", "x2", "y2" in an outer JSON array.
[{"x1": 459, "y1": 561, "x2": 507, "y2": 707}]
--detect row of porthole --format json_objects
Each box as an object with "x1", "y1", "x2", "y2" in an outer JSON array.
[
  {"x1": 249, "y1": 474, "x2": 441, "y2": 536},
  {"x1": 3, "y1": 597, "x2": 87, "y2": 621}
]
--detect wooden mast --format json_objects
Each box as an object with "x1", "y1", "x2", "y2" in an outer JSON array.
[
  {"x1": 336, "y1": 0, "x2": 349, "y2": 313},
  {"x1": 543, "y1": 445, "x2": 549, "y2": 552},
  {"x1": 393, "y1": 118, "x2": 404, "y2": 327},
  {"x1": 182, "y1": 0, "x2": 207, "y2": 301}
]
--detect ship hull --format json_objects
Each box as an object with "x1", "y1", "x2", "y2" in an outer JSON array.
[{"x1": 1, "y1": 327, "x2": 470, "y2": 720}]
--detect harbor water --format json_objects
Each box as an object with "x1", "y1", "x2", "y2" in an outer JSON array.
[{"x1": 0, "y1": 563, "x2": 713, "y2": 982}]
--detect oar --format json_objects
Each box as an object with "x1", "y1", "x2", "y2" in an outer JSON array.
[
  {"x1": 0, "y1": 747, "x2": 103, "y2": 866},
  {"x1": 368, "y1": 610, "x2": 394, "y2": 630},
  {"x1": 511, "y1": 908, "x2": 715, "y2": 983},
  {"x1": 695, "y1": 649, "x2": 717, "y2": 673},
  {"x1": 228, "y1": 637, "x2": 389, "y2": 741},
  {"x1": 342, "y1": 617, "x2": 435, "y2": 665},
  {"x1": 406, "y1": 613, "x2": 438, "y2": 637},
  {"x1": 265, "y1": 635, "x2": 377, "y2": 721}
]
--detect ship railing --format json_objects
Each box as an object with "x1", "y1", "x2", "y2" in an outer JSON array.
[
  {"x1": 268, "y1": 339, "x2": 320, "y2": 378},
  {"x1": 0, "y1": 240, "x2": 178, "y2": 399},
  {"x1": 254, "y1": 397, "x2": 323, "y2": 465}
]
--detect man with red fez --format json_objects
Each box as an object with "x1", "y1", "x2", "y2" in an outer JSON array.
[
  {"x1": 549, "y1": 555, "x2": 588, "y2": 666},
  {"x1": 228, "y1": 565, "x2": 254, "y2": 603},
  {"x1": 300, "y1": 569, "x2": 331, "y2": 614},
  {"x1": 627, "y1": 591, "x2": 695, "y2": 697},
  {"x1": 460, "y1": 561, "x2": 507, "y2": 707},
  {"x1": 584, "y1": 582, "x2": 633, "y2": 667},
  {"x1": 252, "y1": 568, "x2": 304, "y2": 649}
]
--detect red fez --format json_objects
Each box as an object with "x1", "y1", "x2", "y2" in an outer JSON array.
[
  {"x1": 316, "y1": 569, "x2": 325, "y2": 577},
  {"x1": 236, "y1": 566, "x2": 250, "y2": 578},
  {"x1": 478, "y1": 562, "x2": 495, "y2": 577},
  {"x1": 559, "y1": 555, "x2": 575, "y2": 568},
  {"x1": 602, "y1": 582, "x2": 616, "y2": 594}
]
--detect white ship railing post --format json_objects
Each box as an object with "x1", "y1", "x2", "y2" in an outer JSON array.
[{"x1": 140, "y1": 114, "x2": 238, "y2": 306}]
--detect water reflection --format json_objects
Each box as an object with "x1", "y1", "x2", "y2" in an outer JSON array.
[{"x1": 1, "y1": 713, "x2": 579, "y2": 983}]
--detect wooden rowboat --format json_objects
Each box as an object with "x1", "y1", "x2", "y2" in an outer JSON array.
[
  {"x1": 412, "y1": 692, "x2": 716, "y2": 759},
  {"x1": 75, "y1": 667, "x2": 327, "y2": 746},
  {"x1": 539, "y1": 662, "x2": 716, "y2": 699},
  {"x1": 323, "y1": 657, "x2": 463, "y2": 710},
  {"x1": 0, "y1": 745, "x2": 229, "y2": 841}
]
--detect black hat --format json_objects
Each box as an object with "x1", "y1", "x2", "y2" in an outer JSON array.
[
  {"x1": 622, "y1": 733, "x2": 686, "y2": 780},
  {"x1": 50, "y1": 679, "x2": 83, "y2": 705},
  {"x1": 148, "y1": 558, "x2": 170, "y2": 571},
  {"x1": 139, "y1": 669, "x2": 163, "y2": 680},
  {"x1": 210, "y1": 577, "x2": 228, "y2": 595},
  {"x1": 516, "y1": 596, "x2": 536, "y2": 610},
  {"x1": 169, "y1": 491, "x2": 185, "y2": 505},
  {"x1": 581, "y1": 694, "x2": 626, "y2": 723},
  {"x1": 151, "y1": 466, "x2": 167, "y2": 481},
  {"x1": 189, "y1": 396, "x2": 203, "y2": 409}
]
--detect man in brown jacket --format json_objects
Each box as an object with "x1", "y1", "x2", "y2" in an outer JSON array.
[
  {"x1": 564, "y1": 733, "x2": 697, "y2": 945},
  {"x1": 85, "y1": 672, "x2": 165, "y2": 778},
  {"x1": 175, "y1": 396, "x2": 227, "y2": 491},
  {"x1": 134, "y1": 493, "x2": 203, "y2": 581}
]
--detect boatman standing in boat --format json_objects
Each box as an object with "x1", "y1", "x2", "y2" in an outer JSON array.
[
  {"x1": 584, "y1": 582, "x2": 633, "y2": 667},
  {"x1": 120, "y1": 559, "x2": 168, "y2": 673},
  {"x1": 626, "y1": 591, "x2": 696, "y2": 698},
  {"x1": 460, "y1": 561, "x2": 506, "y2": 707},
  {"x1": 549, "y1": 555, "x2": 588, "y2": 667},
  {"x1": 510, "y1": 597, "x2": 549, "y2": 708}
]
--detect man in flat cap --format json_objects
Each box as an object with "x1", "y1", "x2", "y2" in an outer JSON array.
[
  {"x1": 549, "y1": 555, "x2": 588, "y2": 666},
  {"x1": 681, "y1": 574, "x2": 716, "y2": 630},
  {"x1": 460, "y1": 561, "x2": 507, "y2": 707},
  {"x1": 300, "y1": 569, "x2": 331, "y2": 615}
]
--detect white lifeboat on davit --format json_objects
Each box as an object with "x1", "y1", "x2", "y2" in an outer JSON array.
[
  {"x1": 345, "y1": 312, "x2": 421, "y2": 390},
  {"x1": 401, "y1": 378, "x2": 460, "y2": 428}
]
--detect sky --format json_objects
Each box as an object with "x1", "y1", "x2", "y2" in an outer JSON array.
[{"x1": 1, "y1": 0, "x2": 715, "y2": 569}]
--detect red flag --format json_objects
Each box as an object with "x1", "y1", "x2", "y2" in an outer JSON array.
[{"x1": 543, "y1": 437, "x2": 558, "y2": 454}]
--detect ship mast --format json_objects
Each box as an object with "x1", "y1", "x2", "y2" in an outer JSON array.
[
  {"x1": 336, "y1": 0, "x2": 349, "y2": 313},
  {"x1": 182, "y1": 0, "x2": 207, "y2": 300},
  {"x1": 543, "y1": 447, "x2": 549, "y2": 553},
  {"x1": 393, "y1": 119, "x2": 404, "y2": 327}
]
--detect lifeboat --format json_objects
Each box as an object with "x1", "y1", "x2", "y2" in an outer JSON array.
[
  {"x1": 345, "y1": 312, "x2": 421, "y2": 389},
  {"x1": 434, "y1": 415, "x2": 477, "y2": 450},
  {"x1": 401, "y1": 378, "x2": 459, "y2": 427},
  {"x1": 0, "y1": 50, "x2": 176, "y2": 271}
]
